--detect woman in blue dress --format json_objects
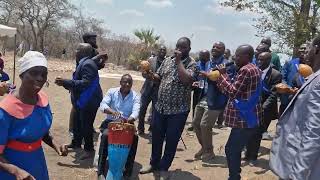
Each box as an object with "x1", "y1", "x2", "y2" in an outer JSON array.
[{"x1": 0, "y1": 51, "x2": 68, "y2": 180}]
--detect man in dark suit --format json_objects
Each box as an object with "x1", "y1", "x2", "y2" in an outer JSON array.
[
  {"x1": 245, "y1": 52, "x2": 282, "y2": 164},
  {"x1": 138, "y1": 45, "x2": 166, "y2": 135},
  {"x1": 55, "y1": 52, "x2": 108, "y2": 158}
]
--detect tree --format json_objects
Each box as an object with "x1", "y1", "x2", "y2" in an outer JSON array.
[
  {"x1": 221, "y1": 0, "x2": 320, "y2": 56},
  {"x1": 0, "y1": 0, "x2": 72, "y2": 52},
  {"x1": 133, "y1": 28, "x2": 160, "y2": 49}
]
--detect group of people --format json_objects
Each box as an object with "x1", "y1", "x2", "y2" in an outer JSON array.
[{"x1": 0, "y1": 31, "x2": 320, "y2": 180}]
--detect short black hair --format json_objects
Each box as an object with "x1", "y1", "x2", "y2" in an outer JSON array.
[
  {"x1": 178, "y1": 37, "x2": 191, "y2": 47},
  {"x1": 121, "y1": 74, "x2": 133, "y2": 81}
]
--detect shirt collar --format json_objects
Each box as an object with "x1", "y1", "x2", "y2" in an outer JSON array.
[{"x1": 262, "y1": 65, "x2": 271, "y2": 74}]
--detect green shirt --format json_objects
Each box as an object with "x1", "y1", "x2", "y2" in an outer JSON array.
[{"x1": 271, "y1": 52, "x2": 281, "y2": 71}]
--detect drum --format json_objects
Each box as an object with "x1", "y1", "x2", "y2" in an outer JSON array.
[{"x1": 106, "y1": 122, "x2": 135, "y2": 180}]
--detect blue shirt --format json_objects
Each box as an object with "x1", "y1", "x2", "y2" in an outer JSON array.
[{"x1": 99, "y1": 87, "x2": 141, "y2": 121}]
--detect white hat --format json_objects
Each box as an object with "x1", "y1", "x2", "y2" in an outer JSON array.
[{"x1": 19, "y1": 51, "x2": 47, "y2": 75}]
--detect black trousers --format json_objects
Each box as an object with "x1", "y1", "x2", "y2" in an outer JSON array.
[
  {"x1": 245, "y1": 118, "x2": 273, "y2": 160},
  {"x1": 138, "y1": 92, "x2": 157, "y2": 132},
  {"x1": 216, "y1": 111, "x2": 224, "y2": 125},
  {"x1": 72, "y1": 107, "x2": 98, "y2": 151},
  {"x1": 97, "y1": 127, "x2": 138, "y2": 176}
]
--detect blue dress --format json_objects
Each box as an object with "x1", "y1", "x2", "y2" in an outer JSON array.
[{"x1": 0, "y1": 91, "x2": 52, "y2": 180}]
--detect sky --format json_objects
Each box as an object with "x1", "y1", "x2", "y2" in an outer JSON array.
[{"x1": 73, "y1": 0, "x2": 262, "y2": 54}]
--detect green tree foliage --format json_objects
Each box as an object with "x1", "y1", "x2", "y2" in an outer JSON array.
[{"x1": 221, "y1": 0, "x2": 320, "y2": 56}]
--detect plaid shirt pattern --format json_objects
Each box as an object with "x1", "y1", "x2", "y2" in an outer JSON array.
[{"x1": 217, "y1": 63, "x2": 263, "y2": 128}]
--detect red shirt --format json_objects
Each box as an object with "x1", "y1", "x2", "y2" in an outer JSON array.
[{"x1": 217, "y1": 63, "x2": 263, "y2": 128}]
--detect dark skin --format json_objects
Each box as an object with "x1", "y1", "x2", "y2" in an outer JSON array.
[
  {"x1": 103, "y1": 75, "x2": 135, "y2": 123},
  {"x1": 0, "y1": 66, "x2": 68, "y2": 180},
  {"x1": 224, "y1": 49, "x2": 231, "y2": 60},
  {"x1": 261, "y1": 37, "x2": 272, "y2": 47},
  {"x1": 217, "y1": 45, "x2": 254, "y2": 74},
  {"x1": 75, "y1": 43, "x2": 93, "y2": 65},
  {"x1": 255, "y1": 43, "x2": 270, "y2": 59},
  {"x1": 211, "y1": 42, "x2": 225, "y2": 59},
  {"x1": 306, "y1": 38, "x2": 320, "y2": 72},
  {"x1": 298, "y1": 44, "x2": 307, "y2": 63},
  {"x1": 148, "y1": 38, "x2": 194, "y2": 85},
  {"x1": 84, "y1": 36, "x2": 98, "y2": 49},
  {"x1": 158, "y1": 45, "x2": 167, "y2": 60},
  {"x1": 55, "y1": 53, "x2": 108, "y2": 86},
  {"x1": 257, "y1": 52, "x2": 272, "y2": 71},
  {"x1": 197, "y1": 50, "x2": 211, "y2": 78}
]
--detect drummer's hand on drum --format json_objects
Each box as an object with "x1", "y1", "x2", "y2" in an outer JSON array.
[
  {"x1": 111, "y1": 111, "x2": 122, "y2": 119},
  {"x1": 127, "y1": 117, "x2": 135, "y2": 124},
  {"x1": 13, "y1": 168, "x2": 36, "y2": 180}
]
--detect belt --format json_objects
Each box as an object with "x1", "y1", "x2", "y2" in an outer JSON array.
[{"x1": 6, "y1": 139, "x2": 42, "y2": 152}]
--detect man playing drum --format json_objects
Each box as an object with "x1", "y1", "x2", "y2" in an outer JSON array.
[{"x1": 97, "y1": 74, "x2": 140, "y2": 180}]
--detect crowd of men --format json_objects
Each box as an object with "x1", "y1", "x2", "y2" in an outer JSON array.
[{"x1": 50, "y1": 31, "x2": 320, "y2": 180}]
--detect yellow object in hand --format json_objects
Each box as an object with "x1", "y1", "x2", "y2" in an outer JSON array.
[
  {"x1": 207, "y1": 70, "x2": 221, "y2": 81},
  {"x1": 298, "y1": 64, "x2": 313, "y2": 78}
]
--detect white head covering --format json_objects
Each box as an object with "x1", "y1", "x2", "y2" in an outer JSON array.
[{"x1": 19, "y1": 51, "x2": 47, "y2": 75}]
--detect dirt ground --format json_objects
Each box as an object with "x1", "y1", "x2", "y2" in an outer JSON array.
[{"x1": 3, "y1": 68, "x2": 278, "y2": 180}]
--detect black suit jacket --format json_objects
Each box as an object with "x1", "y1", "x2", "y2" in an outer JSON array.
[
  {"x1": 63, "y1": 58, "x2": 103, "y2": 110},
  {"x1": 140, "y1": 56, "x2": 162, "y2": 97},
  {"x1": 262, "y1": 67, "x2": 282, "y2": 120}
]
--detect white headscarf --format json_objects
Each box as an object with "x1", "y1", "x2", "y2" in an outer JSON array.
[{"x1": 18, "y1": 51, "x2": 47, "y2": 75}]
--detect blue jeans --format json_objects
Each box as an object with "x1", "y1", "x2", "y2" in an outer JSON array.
[
  {"x1": 150, "y1": 110, "x2": 189, "y2": 171},
  {"x1": 225, "y1": 128, "x2": 258, "y2": 180}
]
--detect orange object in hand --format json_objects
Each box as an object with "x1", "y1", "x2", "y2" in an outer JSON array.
[
  {"x1": 298, "y1": 64, "x2": 313, "y2": 78},
  {"x1": 140, "y1": 60, "x2": 151, "y2": 72},
  {"x1": 275, "y1": 83, "x2": 291, "y2": 94}
]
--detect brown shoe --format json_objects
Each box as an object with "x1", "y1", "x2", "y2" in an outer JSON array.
[
  {"x1": 194, "y1": 148, "x2": 204, "y2": 159},
  {"x1": 201, "y1": 152, "x2": 215, "y2": 161}
]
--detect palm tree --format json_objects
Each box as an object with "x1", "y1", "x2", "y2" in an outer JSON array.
[{"x1": 133, "y1": 28, "x2": 160, "y2": 49}]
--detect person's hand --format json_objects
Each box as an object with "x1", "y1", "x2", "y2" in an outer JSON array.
[
  {"x1": 54, "y1": 77, "x2": 65, "y2": 86},
  {"x1": 216, "y1": 64, "x2": 226, "y2": 74},
  {"x1": 0, "y1": 82, "x2": 9, "y2": 96},
  {"x1": 199, "y1": 71, "x2": 208, "y2": 78},
  {"x1": 111, "y1": 111, "x2": 122, "y2": 119},
  {"x1": 174, "y1": 50, "x2": 182, "y2": 64},
  {"x1": 192, "y1": 81, "x2": 199, "y2": 87},
  {"x1": 13, "y1": 168, "x2": 35, "y2": 180},
  {"x1": 126, "y1": 117, "x2": 135, "y2": 124},
  {"x1": 92, "y1": 53, "x2": 108, "y2": 61},
  {"x1": 56, "y1": 144, "x2": 68, "y2": 156}
]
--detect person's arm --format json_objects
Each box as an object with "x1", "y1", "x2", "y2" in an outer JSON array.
[
  {"x1": 42, "y1": 132, "x2": 68, "y2": 156},
  {"x1": 58, "y1": 63, "x2": 97, "y2": 90},
  {"x1": 216, "y1": 66, "x2": 249, "y2": 99},
  {"x1": 263, "y1": 73, "x2": 282, "y2": 110},
  {"x1": 127, "y1": 94, "x2": 141, "y2": 123},
  {"x1": 99, "y1": 89, "x2": 121, "y2": 118},
  {"x1": 281, "y1": 61, "x2": 289, "y2": 84},
  {"x1": 175, "y1": 51, "x2": 196, "y2": 85},
  {"x1": 289, "y1": 81, "x2": 320, "y2": 180}
]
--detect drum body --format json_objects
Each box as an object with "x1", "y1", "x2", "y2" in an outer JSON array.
[{"x1": 106, "y1": 122, "x2": 135, "y2": 180}]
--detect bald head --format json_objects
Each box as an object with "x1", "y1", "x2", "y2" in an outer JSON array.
[
  {"x1": 224, "y1": 49, "x2": 231, "y2": 60},
  {"x1": 257, "y1": 52, "x2": 272, "y2": 70},
  {"x1": 261, "y1": 37, "x2": 272, "y2": 47},
  {"x1": 176, "y1": 37, "x2": 191, "y2": 59},
  {"x1": 158, "y1": 45, "x2": 167, "y2": 59},
  {"x1": 255, "y1": 43, "x2": 270, "y2": 58},
  {"x1": 212, "y1": 41, "x2": 226, "y2": 59},
  {"x1": 75, "y1": 43, "x2": 93, "y2": 65},
  {"x1": 234, "y1": 44, "x2": 254, "y2": 68},
  {"x1": 199, "y1": 50, "x2": 210, "y2": 63}
]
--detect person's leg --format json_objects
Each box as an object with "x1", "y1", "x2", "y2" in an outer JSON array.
[
  {"x1": 159, "y1": 112, "x2": 188, "y2": 171},
  {"x1": 124, "y1": 135, "x2": 139, "y2": 177},
  {"x1": 150, "y1": 110, "x2": 167, "y2": 169},
  {"x1": 98, "y1": 129, "x2": 109, "y2": 176},
  {"x1": 138, "y1": 95, "x2": 152, "y2": 134},
  {"x1": 225, "y1": 128, "x2": 258, "y2": 180},
  {"x1": 216, "y1": 110, "x2": 224, "y2": 127},
  {"x1": 82, "y1": 108, "x2": 98, "y2": 152},
  {"x1": 192, "y1": 105, "x2": 205, "y2": 158},
  {"x1": 245, "y1": 127, "x2": 263, "y2": 161},
  {"x1": 200, "y1": 109, "x2": 221, "y2": 160},
  {"x1": 70, "y1": 108, "x2": 82, "y2": 148}
]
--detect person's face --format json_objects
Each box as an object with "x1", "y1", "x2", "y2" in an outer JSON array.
[
  {"x1": 257, "y1": 54, "x2": 271, "y2": 70},
  {"x1": 305, "y1": 43, "x2": 320, "y2": 70},
  {"x1": 298, "y1": 46, "x2": 307, "y2": 60},
  {"x1": 199, "y1": 52, "x2": 210, "y2": 63},
  {"x1": 224, "y1": 50, "x2": 231, "y2": 59},
  {"x1": 87, "y1": 37, "x2": 97, "y2": 48},
  {"x1": 120, "y1": 77, "x2": 133, "y2": 94},
  {"x1": 234, "y1": 49, "x2": 248, "y2": 68},
  {"x1": 255, "y1": 45, "x2": 268, "y2": 58},
  {"x1": 20, "y1": 66, "x2": 48, "y2": 94},
  {"x1": 176, "y1": 40, "x2": 191, "y2": 58},
  {"x1": 211, "y1": 43, "x2": 225, "y2": 58},
  {"x1": 158, "y1": 46, "x2": 167, "y2": 59}
]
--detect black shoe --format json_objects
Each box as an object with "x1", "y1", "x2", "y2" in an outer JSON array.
[
  {"x1": 140, "y1": 165, "x2": 157, "y2": 174},
  {"x1": 138, "y1": 130, "x2": 145, "y2": 135}
]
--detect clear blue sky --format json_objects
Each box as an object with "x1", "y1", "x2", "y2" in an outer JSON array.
[{"x1": 74, "y1": 0, "x2": 262, "y2": 54}]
